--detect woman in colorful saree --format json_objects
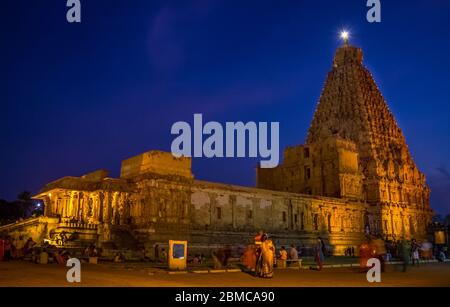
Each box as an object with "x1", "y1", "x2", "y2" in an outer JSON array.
[
  {"x1": 255, "y1": 234, "x2": 275, "y2": 278},
  {"x1": 241, "y1": 244, "x2": 257, "y2": 271}
]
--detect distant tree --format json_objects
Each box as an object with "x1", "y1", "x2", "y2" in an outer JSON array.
[
  {"x1": 432, "y1": 214, "x2": 444, "y2": 224},
  {"x1": 0, "y1": 199, "x2": 10, "y2": 225},
  {"x1": 15, "y1": 190, "x2": 34, "y2": 218},
  {"x1": 0, "y1": 191, "x2": 43, "y2": 225},
  {"x1": 0, "y1": 198, "x2": 19, "y2": 225},
  {"x1": 445, "y1": 214, "x2": 450, "y2": 226},
  {"x1": 17, "y1": 191, "x2": 32, "y2": 202}
]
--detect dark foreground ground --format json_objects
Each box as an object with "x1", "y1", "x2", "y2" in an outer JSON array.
[{"x1": 0, "y1": 260, "x2": 449, "y2": 287}]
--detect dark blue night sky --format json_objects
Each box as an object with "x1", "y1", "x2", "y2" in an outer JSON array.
[{"x1": 1, "y1": 0, "x2": 449, "y2": 214}]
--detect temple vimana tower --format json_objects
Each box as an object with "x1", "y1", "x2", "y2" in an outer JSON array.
[
  {"x1": 0, "y1": 41, "x2": 433, "y2": 256},
  {"x1": 257, "y1": 42, "x2": 433, "y2": 245}
]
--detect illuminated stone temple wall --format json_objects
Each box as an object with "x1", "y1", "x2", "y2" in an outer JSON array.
[
  {"x1": 26, "y1": 151, "x2": 367, "y2": 255},
  {"x1": 0, "y1": 43, "x2": 433, "y2": 256}
]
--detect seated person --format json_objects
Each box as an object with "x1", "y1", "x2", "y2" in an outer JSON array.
[
  {"x1": 114, "y1": 252, "x2": 125, "y2": 263},
  {"x1": 278, "y1": 246, "x2": 287, "y2": 268}
]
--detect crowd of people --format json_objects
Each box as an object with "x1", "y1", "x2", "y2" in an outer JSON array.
[
  {"x1": 1, "y1": 231, "x2": 448, "y2": 275},
  {"x1": 238, "y1": 231, "x2": 450, "y2": 277},
  {"x1": 358, "y1": 235, "x2": 447, "y2": 272},
  {"x1": 0, "y1": 235, "x2": 101, "y2": 264},
  {"x1": 276, "y1": 244, "x2": 300, "y2": 268},
  {"x1": 0, "y1": 236, "x2": 36, "y2": 261},
  {"x1": 240, "y1": 231, "x2": 275, "y2": 277},
  {"x1": 239, "y1": 231, "x2": 328, "y2": 277}
]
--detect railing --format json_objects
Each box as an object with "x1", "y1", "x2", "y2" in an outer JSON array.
[
  {"x1": 0, "y1": 216, "x2": 57, "y2": 232},
  {"x1": 58, "y1": 222, "x2": 98, "y2": 230}
]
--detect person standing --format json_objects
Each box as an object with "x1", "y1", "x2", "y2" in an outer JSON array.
[
  {"x1": 399, "y1": 238, "x2": 410, "y2": 272},
  {"x1": 289, "y1": 244, "x2": 298, "y2": 261},
  {"x1": 359, "y1": 238, "x2": 371, "y2": 273},
  {"x1": 373, "y1": 237, "x2": 386, "y2": 272},
  {"x1": 241, "y1": 245, "x2": 257, "y2": 271},
  {"x1": 22, "y1": 237, "x2": 36, "y2": 257},
  {"x1": 257, "y1": 236, "x2": 275, "y2": 278},
  {"x1": 254, "y1": 230, "x2": 265, "y2": 276},
  {"x1": 278, "y1": 246, "x2": 287, "y2": 268},
  {"x1": 411, "y1": 239, "x2": 420, "y2": 267},
  {"x1": 314, "y1": 237, "x2": 325, "y2": 271},
  {"x1": 438, "y1": 249, "x2": 447, "y2": 262},
  {"x1": 254, "y1": 230, "x2": 264, "y2": 248}
]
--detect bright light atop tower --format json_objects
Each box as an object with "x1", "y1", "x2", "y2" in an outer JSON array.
[{"x1": 340, "y1": 31, "x2": 349, "y2": 42}]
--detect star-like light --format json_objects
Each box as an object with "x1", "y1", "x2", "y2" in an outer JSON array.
[{"x1": 340, "y1": 31, "x2": 349, "y2": 44}]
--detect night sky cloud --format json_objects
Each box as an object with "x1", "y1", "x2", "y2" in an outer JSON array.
[
  {"x1": 436, "y1": 166, "x2": 450, "y2": 181},
  {"x1": 147, "y1": 2, "x2": 216, "y2": 75},
  {"x1": 427, "y1": 166, "x2": 450, "y2": 215},
  {"x1": 148, "y1": 6, "x2": 184, "y2": 74}
]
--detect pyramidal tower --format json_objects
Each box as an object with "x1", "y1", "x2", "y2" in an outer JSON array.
[{"x1": 257, "y1": 37, "x2": 433, "y2": 240}]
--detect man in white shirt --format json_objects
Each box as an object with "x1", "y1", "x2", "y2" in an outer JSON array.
[{"x1": 289, "y1": 244, "x2": 298, "y2": 261}]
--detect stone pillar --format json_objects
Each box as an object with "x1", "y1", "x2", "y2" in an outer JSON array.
[
  {"x1": 62, "y1": 193, "x2": 69, "y2": 218},
  {"x1": 103, "y1": 192, "x2": 110, "y2": 223},
  {"x1": 43, "y1": 196, "x2": 51, "y2": 216},
  {"x1": 79, "y1": 193, "x2": 85, "y2": 222},
  {"x1": 112, "y1": 192, "x2": 119, "y2": 224},
  {"x1": 67, "y1": 192, "x2": 73, "y2": 217},
  {"x1": 118, "y1": 193, "x2": 125, "y2": 225},
  {"x1": 98, "y1": 192, "x2": 104, "y2": 222},
  {"x1": 85, "y1": 193, "x2": 90, "y2": 221},
  {"x1": 73, "y1": 193, "x2": 78, "y2": 221},
  {"x1": 94, "y1": 192, "x2": 100, "y2": 222}
]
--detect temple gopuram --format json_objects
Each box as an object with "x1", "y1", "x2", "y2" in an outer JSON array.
[{"x1": 0, "y1": 41, "x2": 433, "y2": 257}]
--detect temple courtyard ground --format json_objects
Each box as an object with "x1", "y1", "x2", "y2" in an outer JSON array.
[{"x1": 1, "y1": 260, "x2": 450, "y2": 287}]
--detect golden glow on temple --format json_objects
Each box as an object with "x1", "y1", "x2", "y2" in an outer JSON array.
[{"x1": 0, "y1": 42, "x2": 433, "y2": 257}]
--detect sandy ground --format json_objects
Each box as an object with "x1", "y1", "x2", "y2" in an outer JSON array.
[{"x1": 0, "y1": 260, "x2": 449, "y2": 287}]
